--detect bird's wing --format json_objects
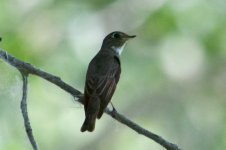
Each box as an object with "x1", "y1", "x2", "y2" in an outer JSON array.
[
  {"x1": 96, "y1": 58, "x2": 121, "y2": 118},
  {"x1": 84, "y1": 56, "x2": 121, "y2": 118}
]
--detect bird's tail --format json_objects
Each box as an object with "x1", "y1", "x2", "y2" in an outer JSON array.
[
  {"x1": 80, "y1": 115, "x2": 96, "y2": 132},
  {"x1": 80, "y1": 95, "x2": 100, "y2": 132}
]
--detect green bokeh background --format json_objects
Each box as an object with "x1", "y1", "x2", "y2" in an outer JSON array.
[{"x1": 1, "y1": 0, "x2": 226, "y2": 150}]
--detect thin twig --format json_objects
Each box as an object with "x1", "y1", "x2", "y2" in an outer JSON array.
[
  {"x1": 20, "y1": 71, "x2": 38, "y2": 150},
  {"x1": 105, "y1": 109, "x2": 180, "y2": 150},
  {"x1": 0, "y1": 49, "x2": 181, "y2": 150}
]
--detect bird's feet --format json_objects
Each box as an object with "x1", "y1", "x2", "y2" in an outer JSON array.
[{"x1": 110, "y1": 102, "x2": 117, "y2": 113}]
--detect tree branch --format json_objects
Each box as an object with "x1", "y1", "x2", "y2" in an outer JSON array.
[
  {"x1": 0, "y1": 49, "x2": 181, "y2": 150},
  {"x1": 20, "y1": 71, "x2": 38, "y2": 150}
]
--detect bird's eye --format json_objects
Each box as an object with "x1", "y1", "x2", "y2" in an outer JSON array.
[{"x1": 112, "y1": 33, "x2": 120, "y2": 39}]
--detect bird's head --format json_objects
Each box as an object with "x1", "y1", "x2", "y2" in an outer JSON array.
[{"x1": 101, "y1": 31, "x2": 136, "y2": 55}]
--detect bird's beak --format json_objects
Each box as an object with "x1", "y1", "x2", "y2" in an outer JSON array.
[{"x1": 123, "y1": 34, "x2": 136, "y2": 40}]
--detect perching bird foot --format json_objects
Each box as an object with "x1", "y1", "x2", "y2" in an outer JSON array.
[{"x1": 110, "y1": 102, "x2": 117, "y2": 113}]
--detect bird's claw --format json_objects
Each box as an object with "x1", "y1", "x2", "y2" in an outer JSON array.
[{"x1": 110, "y1": 102, "x2": 117, "y2": 113}]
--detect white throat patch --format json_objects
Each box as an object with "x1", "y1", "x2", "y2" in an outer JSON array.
[{"x1": 111, "y1": 44, "x2": 126, "y2": 55}]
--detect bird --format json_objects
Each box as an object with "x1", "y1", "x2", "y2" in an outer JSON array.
[{"x1": 80, "y1": 31, "x2": 136, "y2": 132}]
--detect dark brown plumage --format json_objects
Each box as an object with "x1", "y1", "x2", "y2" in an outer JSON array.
[{"x1": 81, "y1": 31, "x2": 136, "y2": 132}]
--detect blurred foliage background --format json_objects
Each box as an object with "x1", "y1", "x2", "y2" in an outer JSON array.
[{"x1": 1, "y1": 0, "x2": 226, "y2": 150}]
